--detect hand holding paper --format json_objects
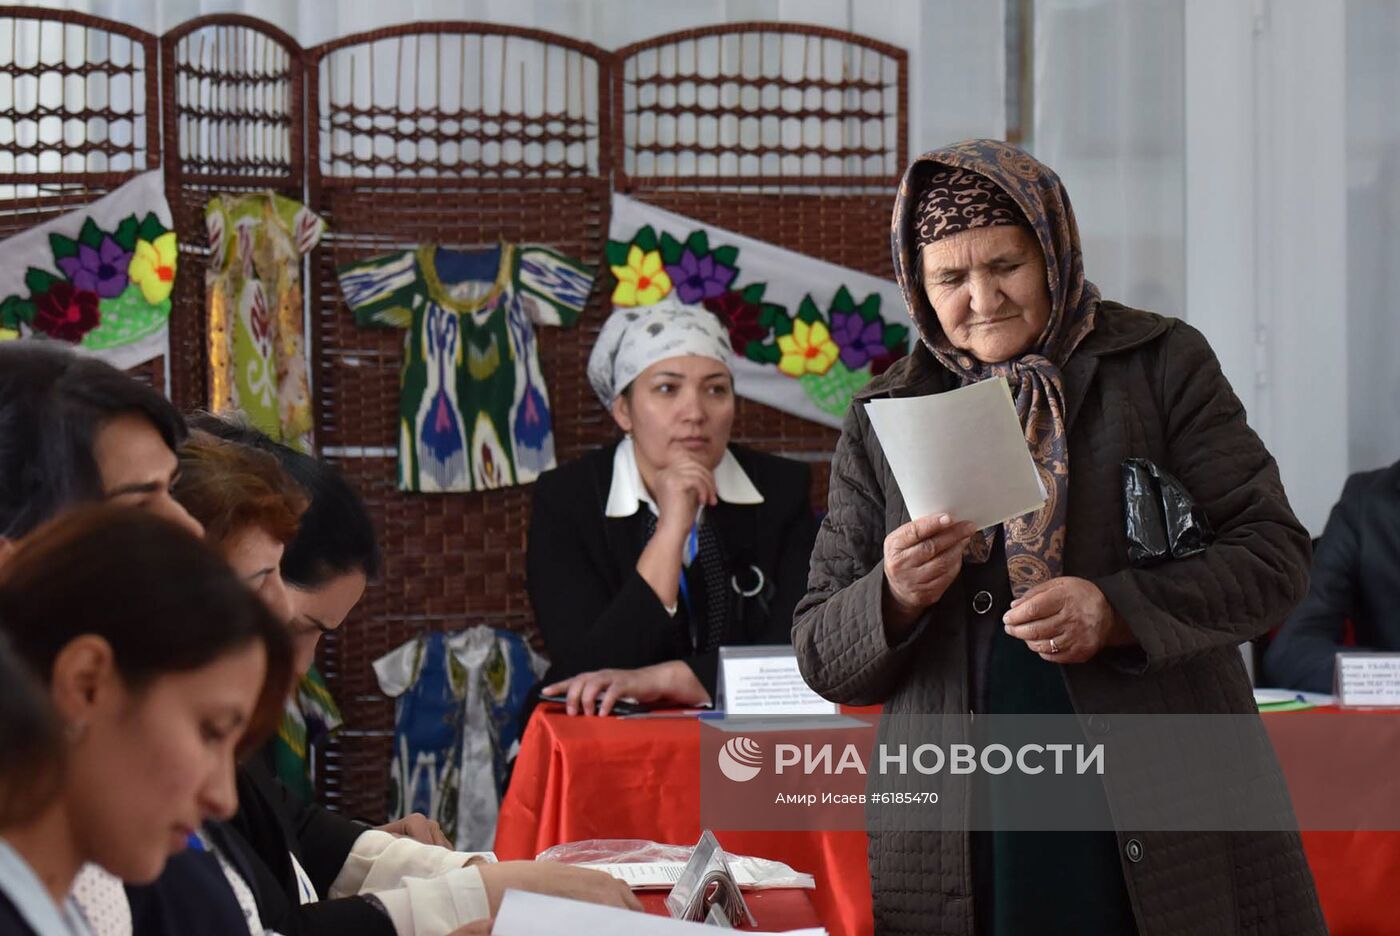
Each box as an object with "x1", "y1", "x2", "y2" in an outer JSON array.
[{"x1": 880, "y1": 513, "x2": 979, "y2": 633}]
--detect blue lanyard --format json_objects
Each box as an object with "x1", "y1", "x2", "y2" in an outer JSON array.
[{"x1": 677, "y1": 521, "x2": 700, "y2": 621}]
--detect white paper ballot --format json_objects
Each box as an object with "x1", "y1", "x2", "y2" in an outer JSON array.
[
  {"x1": 580, "y1": 858, "x2": 813, "y2": 890},
  {"x1": 490, "y1": 889, "x2": 827, "y2": 935},
  {"x1": 864, "y1": 377, "x2": 1046, "y2": 530}
]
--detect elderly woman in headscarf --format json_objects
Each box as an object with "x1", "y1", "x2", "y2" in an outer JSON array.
[
  {"x1": 530, "y1": 297, "x2": 819, "y2": 716},
  {"x1": 794, "y1": 140, "x2": 1325, "y2": 936}
]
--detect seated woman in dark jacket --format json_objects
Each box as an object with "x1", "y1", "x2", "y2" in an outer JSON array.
[
  {"x1": 1264, "y1": 459, "x2": 1400, "y2": 692},
  {"x1": 532, "y1": 298, "x2": 819, "y2": 716}
]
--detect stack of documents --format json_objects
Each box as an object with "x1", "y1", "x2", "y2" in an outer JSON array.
[{"x1": 491, "y1": 890, "x2": 827, "y2": 935}]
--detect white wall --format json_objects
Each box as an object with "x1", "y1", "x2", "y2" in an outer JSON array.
[
  {"x1": 1033, "y1": 0, "x2": 1186, "y2": 318},
  {"x1": 1346, "y1": 0, "x2": 1400, "y2": 475},
  {"x1": 1185, "y1": 0, "x2": 1349, "y2": 534}
]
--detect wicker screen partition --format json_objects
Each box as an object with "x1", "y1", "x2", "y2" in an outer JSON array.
[
  {"x1": 614, "y1": 24, "x2": 907, "y2": 510},
  {"x1": 160, "y1": 14, "x2": 307, "y2": 410},
  {"x1": 305, "y1": 23, "x2": 614, "y2": 819},
  {"x1": 0, "y1": 6, "x2": 163, "y2": 386},
  {"x1": 0, "y1": 11, "x2": 907, "y2": 824}
]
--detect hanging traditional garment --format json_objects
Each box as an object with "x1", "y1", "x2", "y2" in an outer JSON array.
[
  {"x1": 373, "y1": 627, "x2": 547, "y2": 851},
  {"x1": 205, "y1": 192, "x2": 325, "y2": 451},
  {"x1": 607, "y1": 193, "x2": 912, "y2": 428},
  {"x1": 337, "y1": 242, "x2": 593, "y2": 493},
  {"x1": 269, "y1": 665, "x2": 344, "y2": 802},
  {"x1": 0, "y1": 170, "x2": 176, "y2": 369}
]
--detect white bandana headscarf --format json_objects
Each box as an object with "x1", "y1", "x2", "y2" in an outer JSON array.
[{"x1": 587, "y1": 297, "x2": 733, "y2": 407}]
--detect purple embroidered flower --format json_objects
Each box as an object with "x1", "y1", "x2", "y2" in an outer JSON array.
[
  {"x1": 664, "y1": 249, "x2": 737, "y2": 304},
  {"x1": 57, "y1": 237, "x2": 131, "y2": 299},
  {"x1": 831, "y1": 311, "x2": 891, "y2": 371}
]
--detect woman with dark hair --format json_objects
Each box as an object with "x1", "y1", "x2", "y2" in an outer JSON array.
[
  {"x1": 0, "y1": 343, "x2": 202, "y2": 545},
  {"x1": 0, "y1": 506, "x2": 291, "y2": 936},
  {"x1": 187, "y1": 414, "x2": 381, "y2": 809},
  {"x1": 187, "y1": 413, "x2": 379, "y2": 688},
  {"x1": 165, "y1": 428, "x2": 639, "y2": 936},
  {"x1": 531, "y1": 299, "x2": 819, "y2": 715},
  {"x1": 0, "y1": 633, "x2": 63, "y2": 851}
]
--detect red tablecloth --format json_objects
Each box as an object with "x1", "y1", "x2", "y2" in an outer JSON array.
[
  {"x1": 495, "y1": 708, "x2": 870, "y2": 935},
  {"x1": 1275, "y1": 706, "x2": 1400, "y2": 935},
  {"x1": 495, "y1": 707, "x2": 1400, "y2": 936}
]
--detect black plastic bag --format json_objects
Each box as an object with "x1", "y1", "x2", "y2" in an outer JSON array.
[{"x1": 1122, "y1": 458, "x2": 1213, "y2": 566}]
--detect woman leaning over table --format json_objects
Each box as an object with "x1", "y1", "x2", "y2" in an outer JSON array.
[{"x1": 792, "y1": 139, "x2": 1325, "y2": 936}]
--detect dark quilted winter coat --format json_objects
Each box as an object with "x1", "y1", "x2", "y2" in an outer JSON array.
[{"x1": 793, "y1": 142, "x2": 1326, "y2": 936}]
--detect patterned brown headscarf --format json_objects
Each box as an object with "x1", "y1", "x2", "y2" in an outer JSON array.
[
  {"x1": 914, "y1": 166, "x2": 1027, "y2": 247},
  {"x1": 890, "y1": 139, "x2": 1100, "y2": 597}
]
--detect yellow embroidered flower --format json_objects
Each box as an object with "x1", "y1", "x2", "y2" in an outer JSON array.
[
  {"x1": 128, "y1": 232, "x2": 178, "y2": 304},
  {"x1": 610, "y1": 245, "x2": 672, "y2": 306},
  {"x1": 0, "y1": 326, "x2": 18, "y2": 341},
  {"x1": 777, "y1": 319, "x2": 840, "y2": 377}
]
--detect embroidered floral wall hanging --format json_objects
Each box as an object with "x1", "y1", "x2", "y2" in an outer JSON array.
[
  {"x1": 0, "y1": 171, "x2": 176, "y2": 371},
  {"x1": 608, "y1": 193, "x2": 910, "y2": 428}
]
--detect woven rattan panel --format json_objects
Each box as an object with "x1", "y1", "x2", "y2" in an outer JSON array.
[
  {"x1": 0, "y1": 10, "x2": 899, "y2": 826},
  {"x1": 0, "y1": 7, "x2": 162, "y2": 388},
  {"x1": 161, "y1": 16, "x2": 306, "y2": 411},
  {"x1": 307, "y1": 24, "x2": 613, "y2": 821},
  {"x1": 615, "y1": 24, "x2": 907, "y2": 486}
]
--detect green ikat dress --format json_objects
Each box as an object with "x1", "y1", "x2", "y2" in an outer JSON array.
[{"x1": 338, "y1": 242, "x2": 594, "y2": 493}]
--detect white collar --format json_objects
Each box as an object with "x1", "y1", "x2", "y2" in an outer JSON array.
[
  {"x1": 0, "y1": 839, "x2": 92, "y2": 936},
  {"x1": 605, "y1": 437, "x2": 764, "y2": 518}
]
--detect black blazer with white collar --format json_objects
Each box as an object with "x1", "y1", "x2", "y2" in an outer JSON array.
[{"x1": 528, "y1": 440, "x2": 819, "y2": 697}]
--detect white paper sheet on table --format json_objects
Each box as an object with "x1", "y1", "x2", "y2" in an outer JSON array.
[
  {"x1": 490, "y1": 889, "x2": 827, "y2": 935},
  {"x1": 864, "y1": 377, "x2": 1046, "y2": 531},
  {"x1": 581, "y1": 859, "x2": 815, "y2": 890}
]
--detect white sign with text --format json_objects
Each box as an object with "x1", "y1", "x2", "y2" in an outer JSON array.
[
  {"x1": 1335, "y1": 652, "x2": 1400, "y2": 709},
  {"x1": 718, "y1": 646, "x2": 838, "y2": 716}
]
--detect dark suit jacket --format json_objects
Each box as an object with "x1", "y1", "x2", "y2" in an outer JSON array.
[
  {"x1": 224, "y1": 751, "x2": 394, "y2": 936},
  {"x1": 126, "y1": 837, "x2": 253, "y2": 936},
  {"x1": 128, "y1": 749, "x2": 393, "y2": 936},
  {"x1": 0, "y1": 892, "x2": 37, "y2": 936},
  {"x1": 1264, "y1": 460, "x2": 1400, "y2": 692},
  {"x1": 528, "y1": 441, "x2": 819, "y2": 696}
]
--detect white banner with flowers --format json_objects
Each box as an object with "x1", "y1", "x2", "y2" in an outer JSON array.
[
  {"x1": 608, "y1": 194, "x2": 911, "y2": 429},
  {"x1": 0, "y1": 170, "x2": 176, "y2": 371}
]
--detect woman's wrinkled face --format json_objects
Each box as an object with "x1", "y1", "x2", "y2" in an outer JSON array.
[
  {"x1": 920, "y1": 225, "x2": 1052, "y2": 364},
  {"x1": 92, "y1": 413, "x2": 204, "y2": 538},
  {"x1": 287, "y1": 570, "x2": 367, "y2": 679},
  {"x1": 62, "y1": 639, "x2": 265, "y2": 883},
  {"x1": 611, "y1": 355, "x2": 735, "y2": 474}
]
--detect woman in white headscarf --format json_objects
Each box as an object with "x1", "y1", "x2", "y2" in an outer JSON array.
[{"x1": 529, "y1": 298, "x2": 819, "y2": 715}]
